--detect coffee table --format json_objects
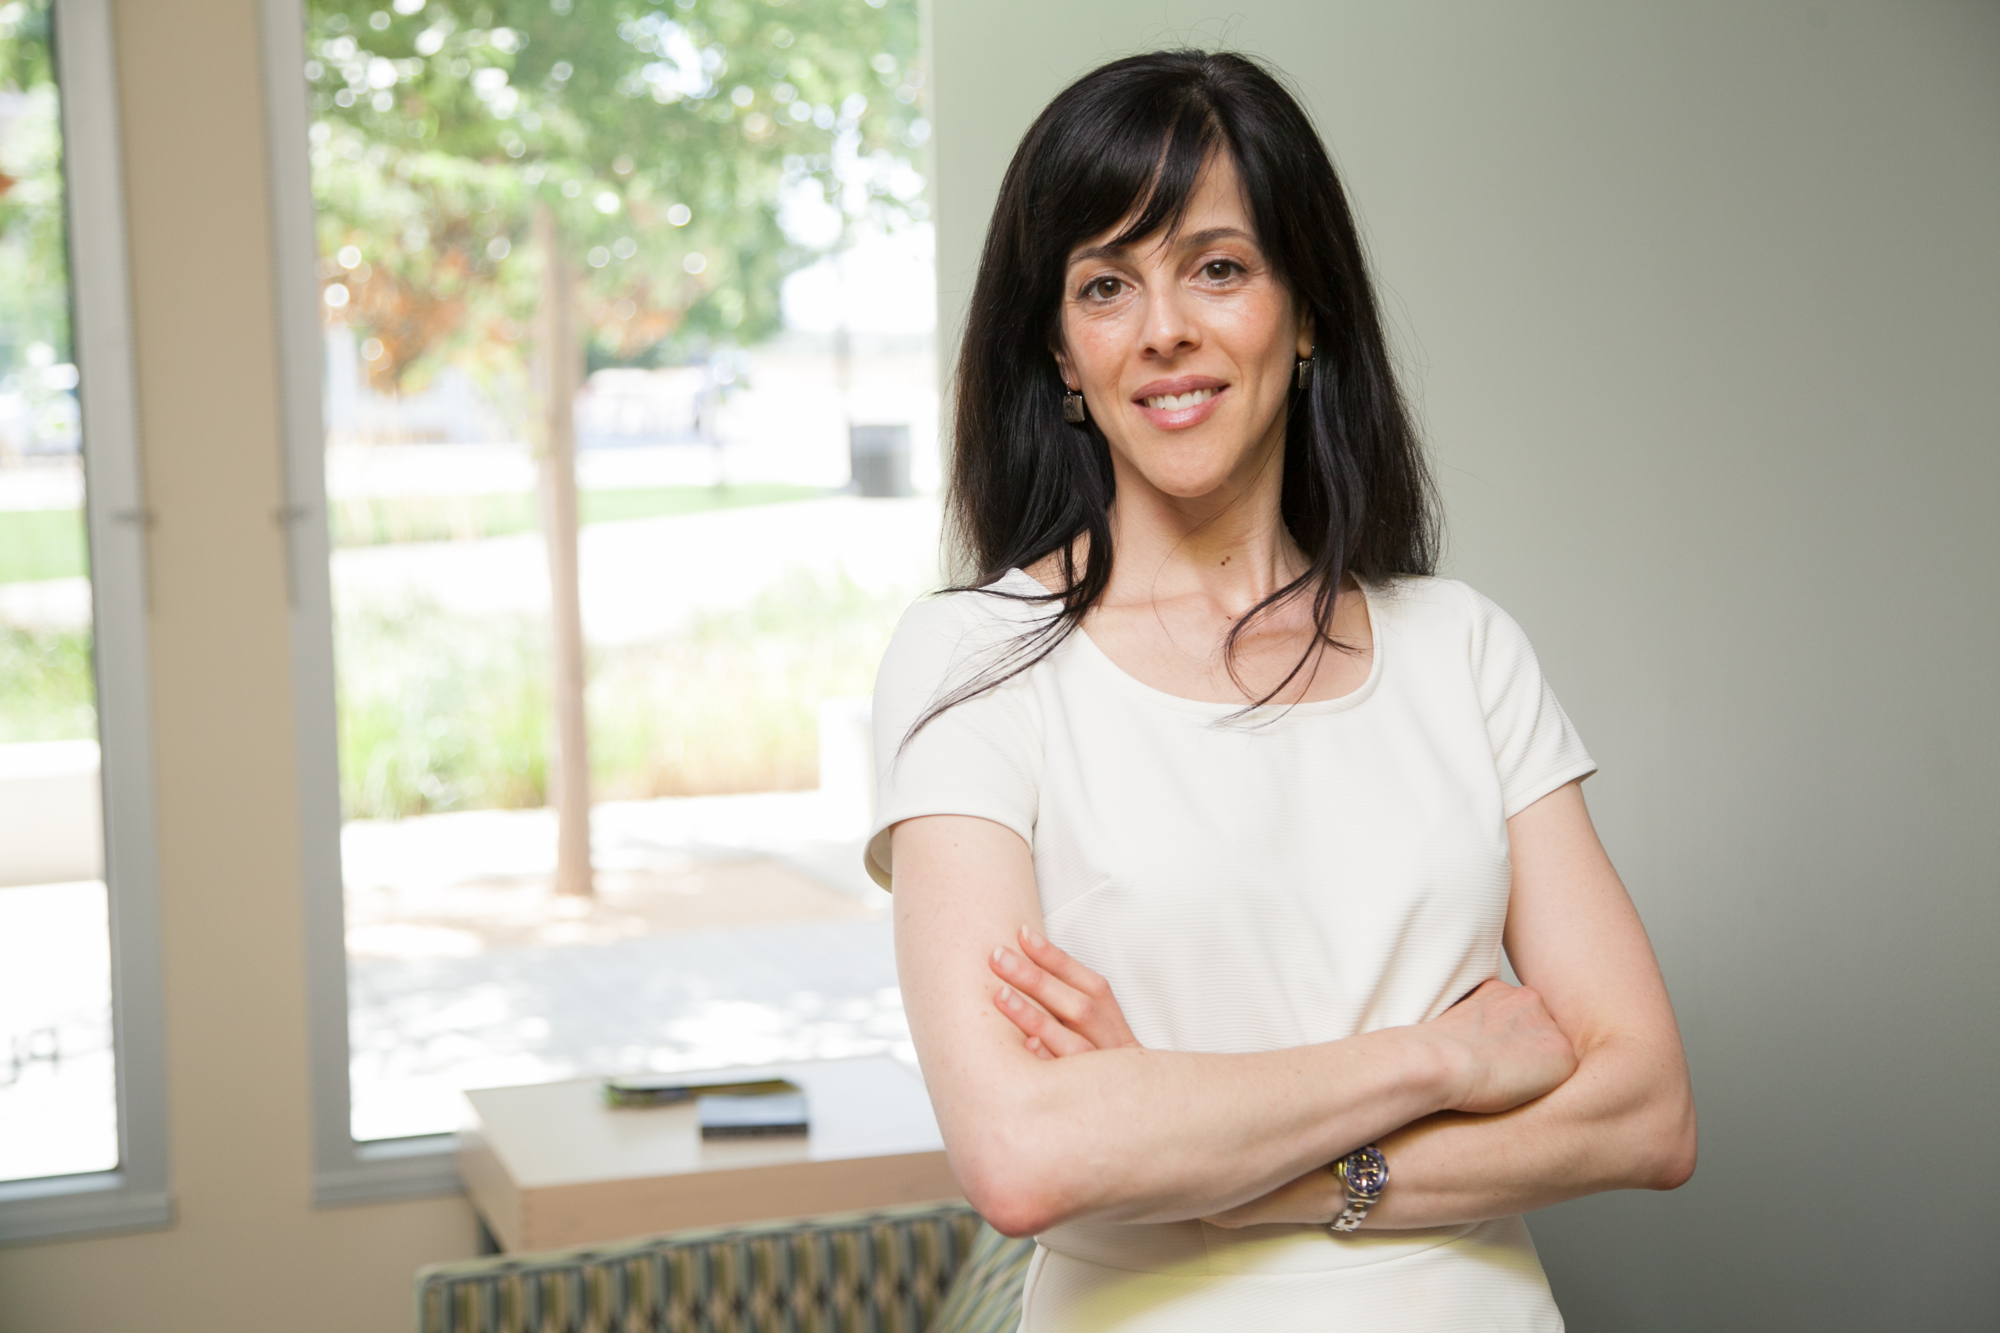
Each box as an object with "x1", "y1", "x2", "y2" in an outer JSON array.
[{"x1": 457, "y1": 1054, "x2": 961, "y2": 1251}]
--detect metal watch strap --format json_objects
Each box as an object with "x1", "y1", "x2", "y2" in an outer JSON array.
[{"x1": 1328, "y1": 1144, "x2": 1388, "y2": 1234}]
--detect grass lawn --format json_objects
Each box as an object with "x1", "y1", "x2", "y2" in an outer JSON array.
[
  {"x1": 326, "y1": 483, "x2": 825, "y2": 549},
  {"x1": 0, "y1": 483, "x2": 829, "y2": 583},
  {"x1": 0, "y1": 508, "x2": 89, "y2": 584}
]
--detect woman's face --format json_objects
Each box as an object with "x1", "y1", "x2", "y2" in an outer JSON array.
[{"x1": 1055, "y1": 153, "x2": 1310, "y2": 504}]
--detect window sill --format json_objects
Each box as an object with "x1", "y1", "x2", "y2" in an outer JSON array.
[
  {"x1": 0, "y1": 1170, "x2": 175, "y2": 1247},
  {"x1": 312, "y1": 1133, "x2": 464, "y2": 1208}
]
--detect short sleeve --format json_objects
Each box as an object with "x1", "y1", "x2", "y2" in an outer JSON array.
[
  {"x1": 863, "y1": 592, "x2": 1044, "y2": 890},
  {"x1": 1461, "y1": 584, "x2": 1598, "y2": 819}
]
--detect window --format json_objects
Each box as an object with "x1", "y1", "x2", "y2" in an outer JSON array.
[
  {"x1": 0, "y1": 0, "x2": 169, "y2": 1243},
  {"x1": 265, "y1": 0, "x2": 936, "y2": 1199}
]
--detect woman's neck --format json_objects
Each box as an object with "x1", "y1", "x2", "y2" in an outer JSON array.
[{"x1": 1100, "y1": 444, "x2": 1305, "y2": 618}]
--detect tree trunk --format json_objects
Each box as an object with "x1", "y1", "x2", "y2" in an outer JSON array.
[{"x1": 532, "y1": 202, "x2": 593, "y2": 897}]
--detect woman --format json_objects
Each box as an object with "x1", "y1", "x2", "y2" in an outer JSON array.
[{"x1": 865, "y1": 50, "x2": 1694, "y2": 1330}]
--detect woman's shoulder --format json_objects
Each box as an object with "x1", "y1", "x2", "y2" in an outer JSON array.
[
  {"x1": 1370, "y1": 572, "x2": 1485, "y2": 628},
  {"x1": 1369, "y1": 573, "x2": 1540, "y2": 659},
  {"x1": 878, "y1": 572, "x2": 1056, "y2": 695},
  {"x1": 890, "y1": 571, "x2": 1053, "y2": 642}
]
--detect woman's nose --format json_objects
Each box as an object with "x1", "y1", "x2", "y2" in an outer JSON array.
[{"x1": 1138, "y1": 287, "x2": 1200, "y2": 359}]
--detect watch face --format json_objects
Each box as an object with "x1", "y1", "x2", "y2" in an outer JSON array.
[{"x1": 1345, "y1": 1146, "x2": 1389, "y2": 1198}]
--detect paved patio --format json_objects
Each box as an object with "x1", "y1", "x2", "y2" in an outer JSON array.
[
  {"x1": 342, "y1": 789, "x2": 906, "y2": 1142},
  {"x1": 350, "y1": 913, "x2": 904, "y2": 1142},
  {"x1": 0, "y1": 879, "x2": 116, "y2": 1183},
  {"x1": 0, "y1": 789, "x2": 911, "y2": 1168}
]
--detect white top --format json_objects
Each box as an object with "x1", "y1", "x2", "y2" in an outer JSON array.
[{"x1": 867, "y1": 570, "x2": 1593, "y2": 1330}]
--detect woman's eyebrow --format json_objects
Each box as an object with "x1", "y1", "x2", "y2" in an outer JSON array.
[{"x1": 1066, "y1": 226, "x2": 1258, "y2": 269}]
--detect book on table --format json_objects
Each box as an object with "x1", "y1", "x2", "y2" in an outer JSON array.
[{"x1": 603, "y1": 1073, "x2": 810, "y2": 1138}]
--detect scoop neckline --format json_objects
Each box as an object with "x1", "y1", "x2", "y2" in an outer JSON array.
[{"x1": 996, "y1": 567, "x2": 1385, "y2": 719}]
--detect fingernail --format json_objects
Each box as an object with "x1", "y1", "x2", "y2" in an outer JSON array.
[
  {"x1": 995, "y1": 948, "x2": 1018, "y2": 973},
  {"x1": 1024, "y1": 928, "x2": 1046, "y2": 948},
  {"x1": 1001, "y1": 988, "x2": 1021, "y2": 1010},
  {"x1": 996, "y1": 984, "x2": 1012, "y2": 1004}
]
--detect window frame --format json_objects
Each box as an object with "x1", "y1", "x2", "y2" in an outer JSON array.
[
  {"x1": 262, "y1": 0, "x2": 942, "y2": 1206},
  {"x1": 0, "y1": 0, "x2": 173, "y2": 1245},
  {"x1": 259, "y1": 0, "x2": 463, "y2": 1206}
]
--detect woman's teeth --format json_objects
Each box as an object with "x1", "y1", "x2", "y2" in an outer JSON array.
[{"x1": 1142, "y1": 388, "x2": 1217, "y2": 411}]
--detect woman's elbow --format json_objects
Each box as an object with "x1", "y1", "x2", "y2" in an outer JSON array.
[
  {"x1": 967, "y1": 1187, "x2": 1063, "y2": 1240},
  {"x1": 1648, "y1": 1121, "x2": 1698, "y2": 1192},
  {"x1": 955, "y1": 1159, "x2": 1069, "y2": 1238},
  {"x1": 947, "y1": 1123, "x2": 1074, "y2": 1238},
  {"x1": 1636, "y1": 1083, "x2": 1698, "y2": 1191}
]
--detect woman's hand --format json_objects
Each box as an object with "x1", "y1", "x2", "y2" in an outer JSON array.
[
  {"x1": 1427, "y1": 978, "x2": 1578, "y2": 1114},
  {"x1": 989, "y1": 934, "x2": 1575, "y2": 1115},
  {"x1": 987, "y1": 943, "x2": 1579, "y2": 1230},
  {"x1": 988, "y1": 926, "x2": 1141, "y2": 1057},
  {"x1": 1203, "y1": 986, "x2": 1579, "y2": 1230},
  {"x1": 987, "y1": 935, "x2": 1334, "y2": 1227}
]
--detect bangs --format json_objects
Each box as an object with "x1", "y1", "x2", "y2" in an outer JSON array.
[{"x1": 1038, "y1": 84, "x2": 1230, "y2": 264}]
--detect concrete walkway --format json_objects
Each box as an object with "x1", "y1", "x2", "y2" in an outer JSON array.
[
  {"x1": 1, "y1": 485, "x2": 943, "y2": 637},
  {"x1": 331, "y1": 493, "x2": 940, "y2": 645}
]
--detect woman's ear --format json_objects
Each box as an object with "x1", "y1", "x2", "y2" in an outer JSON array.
[
  {"x1": 1296, "y1": 309, "x2": 1316, "y2": 361},
  {"x1": 1051, "y1": 344, "x2": 1078, "y2": 392}
]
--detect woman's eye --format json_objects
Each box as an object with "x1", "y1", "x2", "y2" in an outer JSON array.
[
  {"x1": 1082, "y1": 277, "x2": 1123, "y2": 301},
  {"x1": 1202, "y1": 260, "x2": 1241, "y2": 282}
]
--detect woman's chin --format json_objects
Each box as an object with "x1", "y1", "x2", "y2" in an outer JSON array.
[
  {"x1": 1127, "y1": 467, "x2": 1255, "y2": 503},
  {"x1": 1111, "y1": 438, "x2": 1270, "y2": 502}
]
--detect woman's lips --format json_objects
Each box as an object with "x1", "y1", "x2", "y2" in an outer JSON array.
[{"x1": 1133, "y1": 384, "x2": 1227, "y2": 429}]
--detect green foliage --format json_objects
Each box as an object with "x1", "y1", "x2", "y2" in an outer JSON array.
[
  {"x1": 304, "y1": 0, "x2": 927, "y2": 387},
  {"x1": 333, "y1": 569, "x2": 908, "y2": 818},
  {"x1": 0, "y1": 505, "x2": 86, "y2": 582},
  {"x1": 0, "y1": 0, "x2": 73, "y2": 388},
  {"x1": 0, "y1": 624, "x2": 95, "y2": 743},
  {"x1": 0, "y1": 6, "x2": 93, "y2": 748},
  {"x1": 590, "y1": 567, "x2": 906, "y2": 798},
  {"x1": 0, "y1": 1, "x2": 51, "y2": 86},
  {"x1": 336, "y1": 601, "x2": 550, "y2": 817},
  {"x1": 300, "y1": 1, "x2": 932, "y2": 818}
]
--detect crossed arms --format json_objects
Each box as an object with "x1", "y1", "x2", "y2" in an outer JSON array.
[{"x1": 888, "y1": 780, "x2": 1696, "y2": 1239}]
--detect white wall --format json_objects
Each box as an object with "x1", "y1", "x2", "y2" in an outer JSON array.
[{"x1": 931, "y1": 4, "x2": 1999, "y2": 1328}]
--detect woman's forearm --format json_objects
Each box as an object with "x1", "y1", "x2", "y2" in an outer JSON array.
[
  {"x1": 1208, "y1": 1029, "x2": 1695, "y2": 1231},
  {"x1": 924, "y1": 957, "x2": 1581, "y2": 1233},
  {"x1": 894, "y1": 814, "x2": 1481, "y2": 1236},
  {"x1": 893, "y1": 814, "x2": 1582, "y2": 1235},
  {"x1": 1367, "y1": 1031, "x2": 1696, "y2": 1227},
  {"x1": 1348, "y1": 781, "x2": 1697, "y2": 1228},
  {"x1": 938, "y1": 1021, "x2": 1461, "y2": 1234}
]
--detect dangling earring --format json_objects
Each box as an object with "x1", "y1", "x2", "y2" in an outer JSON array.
[
  {"x1": 1062, "y1": 389, "x2": 1087, "y2": 423},
  {"x1": 1295, "y1": 352, "x2": 1313, "y2": 391}
]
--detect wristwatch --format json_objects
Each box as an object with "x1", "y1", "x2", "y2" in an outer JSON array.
[{"x1": 1327, "y1": 1144, "x2": 1388, "y2": 1233}]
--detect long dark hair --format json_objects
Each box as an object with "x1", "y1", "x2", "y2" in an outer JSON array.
[{"x1": 918, "y1": 50, "x2": 1437, "y2": 737}]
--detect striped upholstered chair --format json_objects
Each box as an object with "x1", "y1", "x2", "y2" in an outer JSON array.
[{"x1": 414, "y1": 1201, "x2": 1034, "y2": 1333}]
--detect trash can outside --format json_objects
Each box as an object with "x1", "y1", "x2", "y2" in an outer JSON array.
[{"x1": 849, "y1": 423, "x2": 912, "y2": 498}]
